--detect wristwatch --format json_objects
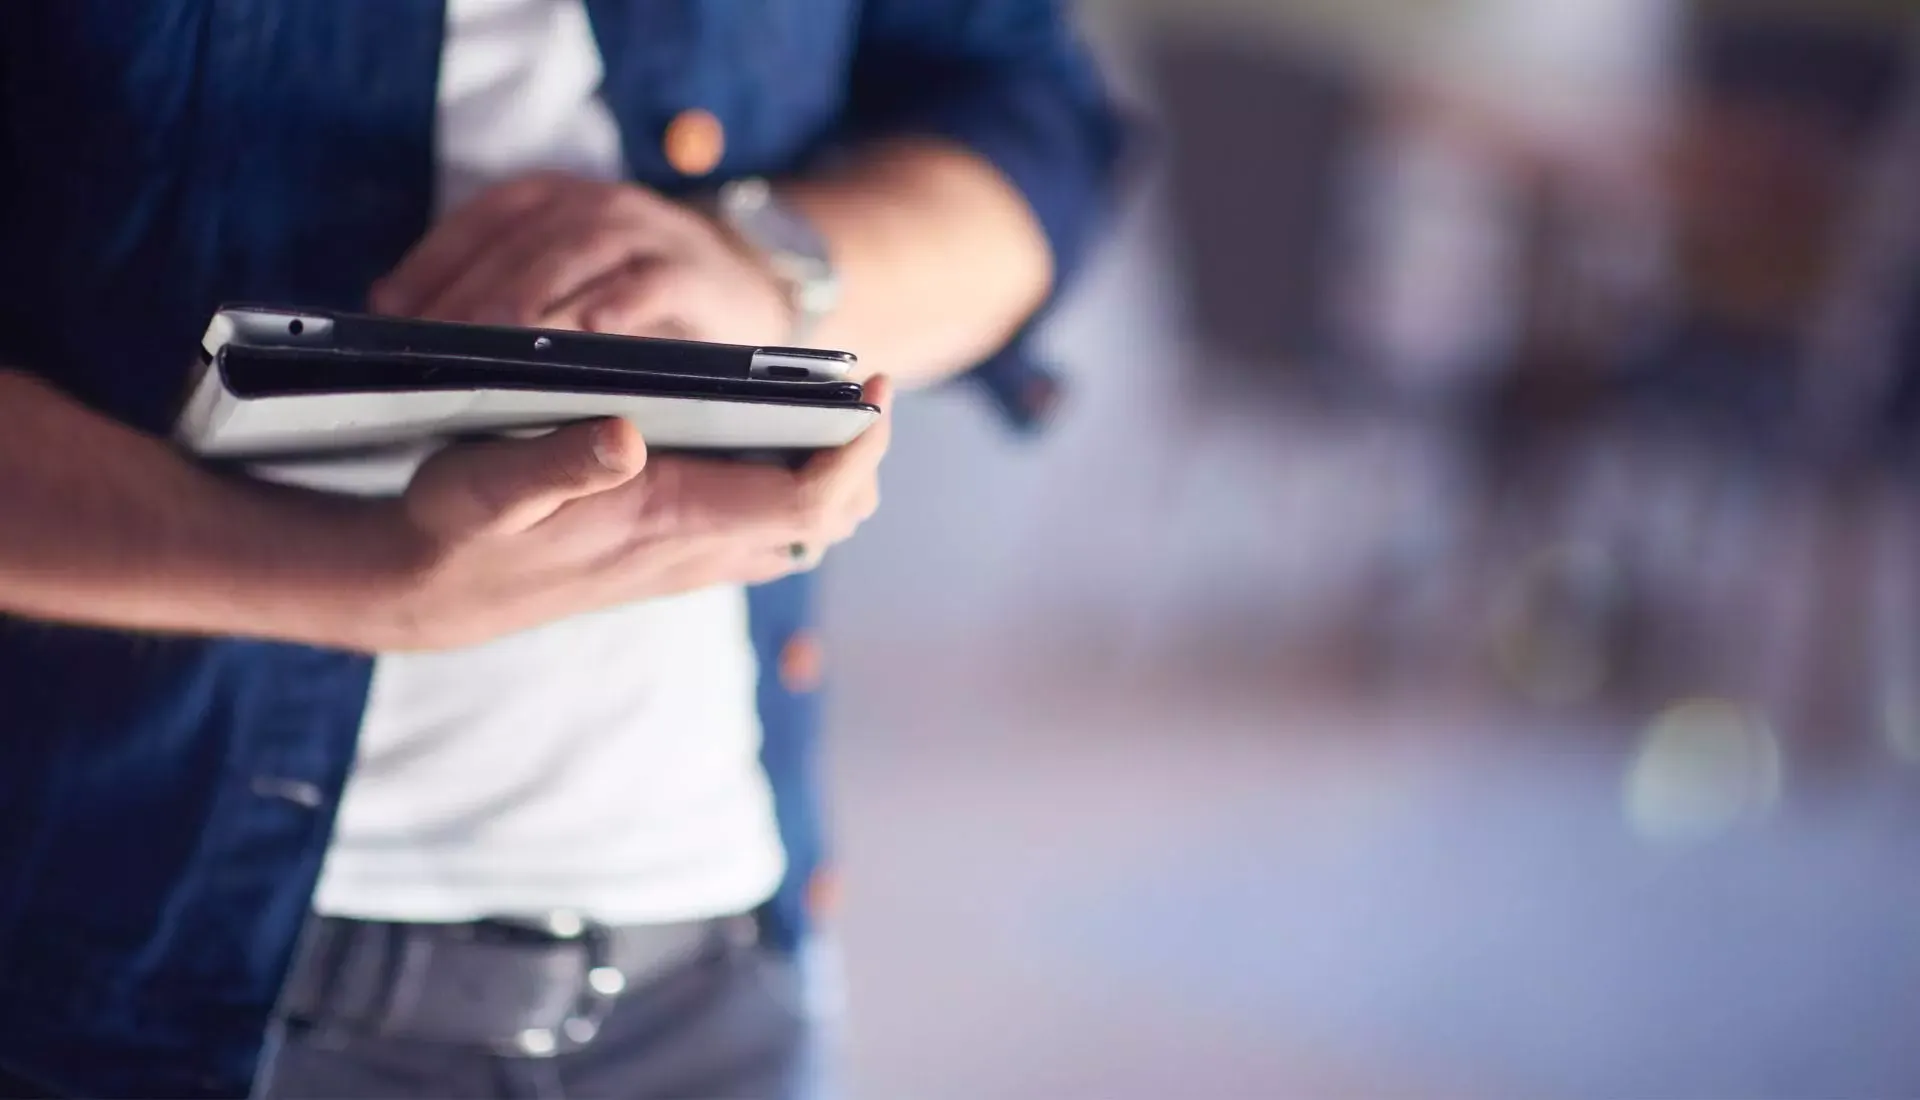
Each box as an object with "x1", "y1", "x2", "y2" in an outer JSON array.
[{"x1": 716, "y1": 177, "x2": 841, "y2": 345}]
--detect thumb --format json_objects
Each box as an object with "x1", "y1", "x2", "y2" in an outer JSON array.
[{"x1": 406, "y1": 418, "x2": 646, "y2": 538}]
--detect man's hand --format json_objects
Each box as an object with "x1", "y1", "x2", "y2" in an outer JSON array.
[
  {"x1": 370, "y1": 173, "x2": 792, "y2": 345},
  {"x1": 0, "y1": 364, "x2": 888, "y2": 652},
  {"x1": 349, "y1": 173, "x2": 900, "y2": 652},
  {"x1": 378, "y1": 375, "x2": 891, "y2": 651}
]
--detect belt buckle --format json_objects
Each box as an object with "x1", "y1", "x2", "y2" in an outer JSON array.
[{"x1": 476, "y1": 910, "x2": 628, "y2": 1059}]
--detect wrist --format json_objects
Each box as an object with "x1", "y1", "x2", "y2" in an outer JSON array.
[
  {"x1": 699, "y1": 202, "x2": 802, "y2": 343},
  {"x1": 230, "y1": 489, "x2": 435, "y2": 652},
  {"x1": 712, "y1": 177, "x2": 842, "y2": 344},
  {"x1": 339, "y1": 502, "x2": 441, "y2": 650}
]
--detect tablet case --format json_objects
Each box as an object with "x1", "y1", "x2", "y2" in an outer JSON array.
[
  {"x1": 174, "y1": 308, "x2": 878, "y2": 460},
  {"x1": 173, "y1": 307, "x2": 878, "y2": 494}
]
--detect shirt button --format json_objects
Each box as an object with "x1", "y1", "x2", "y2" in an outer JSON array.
[
  {"x1": 779, "y1": 631, "x2": 825, "y2": 694},
  {"x1": 663, "y1": 108, "x2": 726, "y2": 177},
  {"x1": 807, "y1": 865, "x2": 841, "y2": 919}
]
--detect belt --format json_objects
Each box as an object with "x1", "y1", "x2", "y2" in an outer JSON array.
[{"x1": 278, "y1": 911, "x2": 753, "y2": 1058}]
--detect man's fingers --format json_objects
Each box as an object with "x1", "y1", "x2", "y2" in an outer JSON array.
[
  {"x1": 371, "y1": 174, "x2": 567, "y2": 317},
  {"x1": 542, "y1": 262, "x2": 680, "y2": 336},
  {"x1": 377, "y1": 176, "x2": 682, "y2": 325},
  {"x1": 845, "y1": 374, "x2": 895, "y2": 460},
  {"x1": 859, "y1": 374, "x2": 895, "y2": 443},
  {"x1": 755, "y1": 376, "x2": 893, "y2": 542},
  {"x1": 417, "y1": 202, "x2": 586, "y2": 324},
  {"x1": 802, "y1": 373, "x2": 894, "y2": 484},
  {"x1": 774, "y1": 374, "x2": 892, "y2": 542},
  {"x1": 643, "y1": 457, "x2": 811, "y2": 541},
  {"x1": 499, "y1": 212, "x2": 671, "y2": 323},
  {"x1": 408, "y1": 418, "x2": 646, "y2": 539}
]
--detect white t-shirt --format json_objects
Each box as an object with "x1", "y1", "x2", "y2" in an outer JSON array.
[{"x1": 310, "y1": 0, "x2": 784, "y2": 925}]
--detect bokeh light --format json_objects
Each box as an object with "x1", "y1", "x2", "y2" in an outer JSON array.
[{"x1": 1623, "y1": 697, "x2": 1784, "y2": 843}]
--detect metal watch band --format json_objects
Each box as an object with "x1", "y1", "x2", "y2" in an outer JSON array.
[{"x1": 717, "y1": 177, "x2": 840, "y2": 344}]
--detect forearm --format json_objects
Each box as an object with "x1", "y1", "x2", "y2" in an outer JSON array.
[
  {"x1": 0, "y1": 369, "x2": 408, "y2": 648},
  {"x1": 781, "y1": 137, "x2": 1054, "y2": 387}
]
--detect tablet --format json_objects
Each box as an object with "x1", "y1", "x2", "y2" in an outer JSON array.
[{"x1": 174, "y1": 305, "x2": 879, "y2": 462}]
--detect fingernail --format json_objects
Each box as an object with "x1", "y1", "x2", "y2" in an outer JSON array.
[{"x1": 592, "y1": 421, "x2": 628, "y2": 470}]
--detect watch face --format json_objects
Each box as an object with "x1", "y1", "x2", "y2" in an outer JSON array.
[{"x1": 753, "y1": 204, "x2": 832, "y2": 269}]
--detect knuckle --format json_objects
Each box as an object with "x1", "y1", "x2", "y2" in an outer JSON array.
[{"x1": 463, "y1": 471, "x2": 522, "y2": 529}]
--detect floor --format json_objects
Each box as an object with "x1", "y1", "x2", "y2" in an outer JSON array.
[{"x1": 824, "y1": 646, "x2": 1920, "y2": 1099}]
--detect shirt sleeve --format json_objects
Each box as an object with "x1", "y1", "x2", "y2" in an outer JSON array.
[{"x1": 843, "y1": 1, "x2": 1133, "y2": 428}]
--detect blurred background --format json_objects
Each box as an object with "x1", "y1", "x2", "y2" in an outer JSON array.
[{"x1": 820, "y1": 0, "x2": 1920, "y2": 1096}]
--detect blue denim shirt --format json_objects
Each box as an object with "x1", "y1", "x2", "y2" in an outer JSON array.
[{"x1": 0, "y1": 2, "x2": 1122, "y2": 1094}]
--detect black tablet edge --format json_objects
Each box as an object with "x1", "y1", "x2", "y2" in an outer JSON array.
[{"x1": 214, "y1": 344, "x2": 866, "y2": 404}]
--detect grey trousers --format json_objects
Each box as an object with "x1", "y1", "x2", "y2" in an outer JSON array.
[{"x1": 258, "y1": 935, "x2": 808, "y2": 1100}]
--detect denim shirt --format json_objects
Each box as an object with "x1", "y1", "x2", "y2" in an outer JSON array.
[{"x1": 0, "y1": 2, "x2": 1122, "y2": 1094}]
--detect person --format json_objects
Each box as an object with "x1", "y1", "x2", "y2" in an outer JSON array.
[{"x1": 0, "y1": 1, "x2": 1126, "y2": 1097}]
